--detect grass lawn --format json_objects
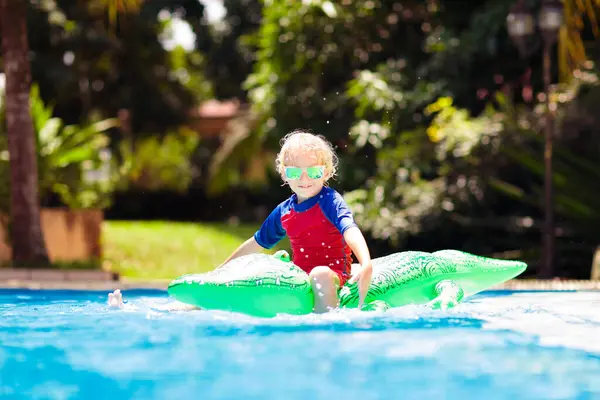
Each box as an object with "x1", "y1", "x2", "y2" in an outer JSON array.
[{"x1": 102, "y1": 220, "x2": 291, "y2": 281}]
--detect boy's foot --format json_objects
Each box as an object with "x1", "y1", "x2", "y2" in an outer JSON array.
[{"x1": 108, "y1": 289, "x2": 125, "y2": 308}]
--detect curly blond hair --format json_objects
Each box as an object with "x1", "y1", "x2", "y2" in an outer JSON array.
[{"x1": 275, "y1": 129, "x2": 338, "y2": 182}]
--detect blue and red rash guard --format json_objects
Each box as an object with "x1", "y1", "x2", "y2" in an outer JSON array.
[{"x1": 254, "y1": 186, "x2": 357, "y2": 285}]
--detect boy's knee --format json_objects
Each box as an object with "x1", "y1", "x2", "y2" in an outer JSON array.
[{"x1": 309, "y1": 266, "x2": 335, "y2": 281}]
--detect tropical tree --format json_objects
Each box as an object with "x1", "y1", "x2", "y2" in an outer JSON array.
[
  {"x1": 0, "y1": 0, "x2": 143, "y2": 265},
  {"x1": 0, "y1": 0, "x2": 49, "y2": 265}
]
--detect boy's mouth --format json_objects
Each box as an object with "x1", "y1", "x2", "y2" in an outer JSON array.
[{"x1": 298, "y1": 184, "x2": 312, "y2": 189}]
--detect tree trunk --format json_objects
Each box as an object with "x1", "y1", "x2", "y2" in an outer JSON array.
[{"x1": 0, "y1": 0, "x2": 50, "y2": 265}]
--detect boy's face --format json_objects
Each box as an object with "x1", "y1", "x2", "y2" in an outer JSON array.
[{"x1": 283, "y1": 150, "x2": 327, "y2": 202}]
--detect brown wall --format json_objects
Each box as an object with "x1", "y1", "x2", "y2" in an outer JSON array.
[{"x1": 0, "y1": 209, "x2": 103, "y2": 263}]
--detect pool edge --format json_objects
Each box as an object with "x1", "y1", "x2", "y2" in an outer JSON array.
[{"x1": 0, "y1": 278, "x2": 599, "y2": 291}]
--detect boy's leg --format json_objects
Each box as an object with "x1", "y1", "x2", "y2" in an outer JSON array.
[
  {"x1": 309, "y1": 266, "x2": 341, "y2": 313},
  {"x1": 108, "y1": 289, "x2": 124, "y2": 308}
]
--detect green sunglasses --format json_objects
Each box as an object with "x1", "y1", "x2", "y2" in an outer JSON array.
[{"x1": 284, "y1": 165, "x2": 325, "y2": 180}]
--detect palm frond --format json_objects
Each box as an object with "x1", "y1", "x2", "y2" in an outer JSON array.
[
  {"x1": 559, "y1": 0, "x2": 600, "y2": 81},
  {"x1": 95, "y1": 0, "x2": 144, "y2": 27}
]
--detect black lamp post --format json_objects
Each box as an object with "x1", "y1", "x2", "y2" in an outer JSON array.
[{"x1": 506, "y1": 0, "x2": 563, "y2": 278}]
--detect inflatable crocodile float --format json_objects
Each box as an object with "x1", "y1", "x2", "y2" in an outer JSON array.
[{"x1": 167, "y1": 249, "x2": 527, "y2": 317}]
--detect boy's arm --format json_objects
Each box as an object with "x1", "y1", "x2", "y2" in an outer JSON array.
[
  {"x1": 319, "y1": 189, "x2": 373, "y2": 308},
  {"x1": 344, "y1": 226, "x2": 373, "y2": 308},
  {"x1": 217, "y1": 203, "x2": 287, "y2": 269},
  {"x1": 217, "y1": 237, "x2": 266, "y2": 268}
]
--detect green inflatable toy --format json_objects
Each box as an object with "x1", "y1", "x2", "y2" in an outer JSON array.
[{"x1": 167, "y1": 250, "x2": 527, "y2": 317}]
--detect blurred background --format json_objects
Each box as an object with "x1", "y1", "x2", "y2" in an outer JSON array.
[{"x1": 0, "y1": 0, "x2": 599, "y2": 282}]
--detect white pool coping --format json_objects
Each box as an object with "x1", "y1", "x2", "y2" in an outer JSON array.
[{"x1": 0, "y1": 275, "x2": 599, "y2": 291}]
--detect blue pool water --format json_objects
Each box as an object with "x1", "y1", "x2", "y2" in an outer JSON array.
[{"x1": 1, "y1": 289, "x2": 600, "y2": 400}]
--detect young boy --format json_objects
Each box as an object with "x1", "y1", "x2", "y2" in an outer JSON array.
[
  {"x1": 109, "y1": 130, "x2": 373, "y2": 312},
  {"x1": 218, "y1": 129, "x2": 373, "y2": 312}
]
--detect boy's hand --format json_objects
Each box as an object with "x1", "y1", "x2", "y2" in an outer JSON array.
[{"x1": 348, "y1": 262, "x2": 373, "y2": 309}]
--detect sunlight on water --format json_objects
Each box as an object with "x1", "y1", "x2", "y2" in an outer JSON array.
[
  {"x1": 1, "y1": 289, "x2": 600, "y2": 400},
  {"x1": 467, "y1": 292, "x2": 600, "y2": 354}
]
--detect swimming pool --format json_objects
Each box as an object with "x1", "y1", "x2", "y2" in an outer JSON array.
[{"x1": 1, "y1": 289, "x2": 599, "y2": 399}]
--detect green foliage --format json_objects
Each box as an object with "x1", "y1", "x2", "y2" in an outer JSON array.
[
  {"x1": 424, "y1": 96, "x2": 504, "y2": 161},
  {"x1": 117, "y1": 128, "x2": 200, "y2": 193},
  {"x1": 0, "y1": 83, "x2": 120, "y2": 212},
  {"x1": 346, "y1": 61, "x2": 445, "y2": 150},
  {"x1": 207, "y1": 0, "x2": 437, "y2": 193},
  {"x1": 27, "y1": 0, "x2": 213, "y2": 134},
  {"x1": 343, "y1": 60, "x2": 461, "y2": 243},
  {"x1": 245, "y1": 0, "x2": 416, "y2": 125},
  {"x1": 32, "y1": 85, "x2": 120, "y2": 209},
  {"x1": 205, "y1": 112, "x2": 269, "y2": 196},
  {"x1": 167, "y1": 45, "x2": 213, "y2": 103},
  {"x1": 490, "y1": 66, "x2": 600, "y2": 227},
  {"x1": 22, "y1": 0, "x2": 595, "y2": 278},
  {"x1": 346, "y1": 58, "x2": 600, "y2": 275},
  {"x1": 193, "y1": 0, "x2": 600, "y2": 278},
  {"x1": 205, "y1": 0, "x2": 263, "y2": 100}
]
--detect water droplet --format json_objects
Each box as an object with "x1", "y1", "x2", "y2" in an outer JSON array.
[
  {"x1": 336, "y1": 260, "x2": 340, "y2": 264},
  {"x1": 318, "y1": 292, "x2": 324, "y2": 297},
  {"x1": 316, "y1": 283, "x2": 322, "y2": 289},
  {"x1": 326, "y1": 255, "x2": 329, "y2": 258},
  {"x1": 326, "y1": 120, "x2": 330, "y2": 124},
  {"x1": 300, "y1": 248, "x2": 304, "y2": 252},
  {"x1": 322, "y1": 242, "x2": 325, "y2": 246},
  {"x1": 305, "y1": 255, "x2": 309, "y2": 258}
]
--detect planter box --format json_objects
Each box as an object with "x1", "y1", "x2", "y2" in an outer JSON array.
[{"x1": 0, "y1": 208, "x2": 103, "y2": 263}]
